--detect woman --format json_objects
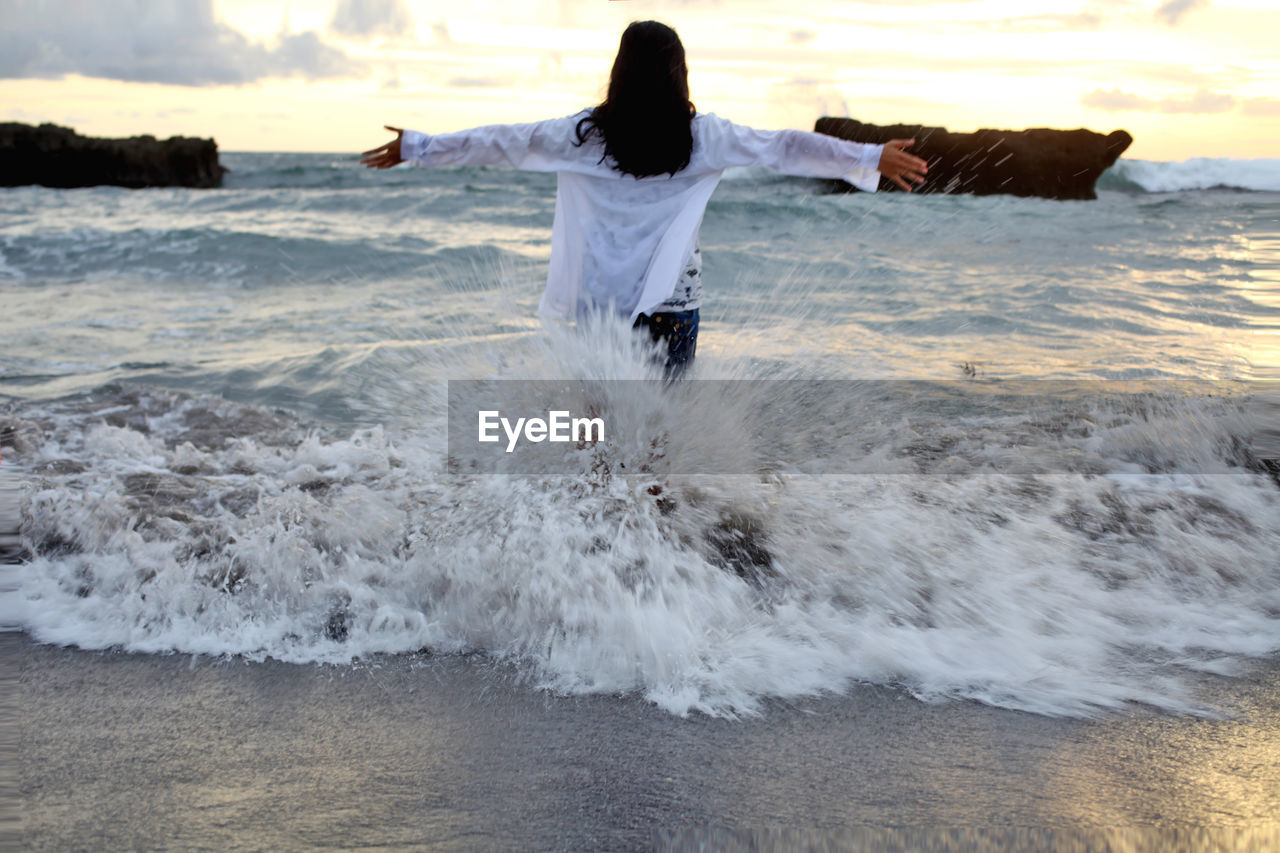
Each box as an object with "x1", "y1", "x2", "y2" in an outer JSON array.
[{"x1": 362, "y1": 20, "x2": 926, "y2": 374}]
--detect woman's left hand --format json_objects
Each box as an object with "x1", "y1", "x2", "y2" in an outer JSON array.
[{"x1": 361, "y1": 126, "x2": 404, "y2": 169}]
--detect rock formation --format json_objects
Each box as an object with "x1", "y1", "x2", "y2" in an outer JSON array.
[
  {"x1": 0, "y1": 123, "x2": 226, "y2": 189},
  {"x1": 815, "y1": 118, "x2": 1132, "y2": 200}
]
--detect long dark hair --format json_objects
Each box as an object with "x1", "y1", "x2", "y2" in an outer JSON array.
[{"x1": 575, "y1": 20, "x2": 695, "y2": 178}]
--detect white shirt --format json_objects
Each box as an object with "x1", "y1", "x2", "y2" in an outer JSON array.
[{"x1": 401, "y1": 110, "x2": 883, "y2": 321}]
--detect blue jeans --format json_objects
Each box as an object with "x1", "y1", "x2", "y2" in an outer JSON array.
[{"x1": 633, "y1": 308, "x2": 699, "y2": 378}]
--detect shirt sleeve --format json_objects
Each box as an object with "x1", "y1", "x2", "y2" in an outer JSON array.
[
  {"x1": 400, "y1": 115, "x2": 585, "y2": 172},
  {"x1": 698, "y1": 114, "x2": 883, "y2": 192}
]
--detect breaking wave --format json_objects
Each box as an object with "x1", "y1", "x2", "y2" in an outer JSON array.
[
  {"x1": 1100, "y1": 157, "x2": 1280, "y2": 193},
  {"x1": 8, "y1": 358, "x2": 1278, "y2": 718}
]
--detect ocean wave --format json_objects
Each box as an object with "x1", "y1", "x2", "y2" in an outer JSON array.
[
  {"x1": 8, "y1": 377, "x2": 1278, "y2": 718},
  {"x1": 219, "y1": 153, "x2": 563, "y2": 194},
  {"x1": 0, "y1": 225, "x2": 537, "y2": 289},
  {"x1": 1100, "y1": 158, "x2": 1280, "y2": 193}
]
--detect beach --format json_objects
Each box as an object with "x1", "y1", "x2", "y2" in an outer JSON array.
[{"x1": 14, "y1": 636, "x2": 1280, "y2": 849}]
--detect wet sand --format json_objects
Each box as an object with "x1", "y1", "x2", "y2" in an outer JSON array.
[{"x1": 12, "y1": 635, "x2": 1280, "y2": 850}]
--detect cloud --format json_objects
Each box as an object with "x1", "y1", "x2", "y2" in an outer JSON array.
[
  {"x1": 788, "y1": 29, "x2": 815, "y2": 45},
  {"x1": 1122, "y1": 63, "x2": 1228, "y2": 86},
  {"x1": 269, "y1": 31, "x2": 365, "y2": 80},
  {"x1": 997, "y1": 12, "x2": 1103, "y2": 31},
  {"x1": 446, "y1": 76, "x2": 508, "y2": 88},
  {"x1": 1159, "y1": 88, "x2": 1235, "y2": 113},
  {"x1": 849, "y1": 12, "x2": 1103, "y2": 34},
  {"x1": 1243, "y1": 98, "x2": 1280, "y2": 117},
  {"x1": 330, "y1": 0, "x2": 413, "y2": 40},
  {"x1": 1082, "y1": 88, "x2": 1153, "y2": 111},
  {"x1": 0, "y1": 0, "x2": 364, "y2": 85},
  {"x1": 1082, "y1": 87, "x2": 1237, "y2": 114},
  {"x1": 1155, "y1": 0, "x2": 1207, "y2": 26}
]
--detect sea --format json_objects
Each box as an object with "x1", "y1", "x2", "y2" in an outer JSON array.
[{"x1": 2, "y1": 152, "x2": 1278, "y2": 720}]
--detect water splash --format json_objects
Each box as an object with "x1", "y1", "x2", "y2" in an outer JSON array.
[{"x1": 9, "y1": 326, "x2": 1279, "y2": 717}]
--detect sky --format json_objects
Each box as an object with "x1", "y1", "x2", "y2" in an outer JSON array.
[{"x1": 2, "y1": 0, "x2": 1278, "y2": 160}]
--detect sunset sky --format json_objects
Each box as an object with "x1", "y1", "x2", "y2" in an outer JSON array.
[{"x1": 2, "y1": 0, "x2": 1278, "y2": 160}]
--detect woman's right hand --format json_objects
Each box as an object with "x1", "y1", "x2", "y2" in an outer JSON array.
[
  {"x1": 361, "y1": 126, "x2": 405, "y2": 169},
  {"x1": 878, "y1": 139, "x2": 928, "y2": 191}
]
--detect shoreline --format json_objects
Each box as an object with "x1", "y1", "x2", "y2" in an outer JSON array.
[{"x1": 13, "y1": 635, "x2": 1280, "y2": 849}]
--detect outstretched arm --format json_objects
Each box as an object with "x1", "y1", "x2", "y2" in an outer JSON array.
[
  {"x1": 361, "y1": 116, "x2": 585, "y2": 172},
  {"x1": 699, "y1": 116, "x2": 927, "y2": 191}
]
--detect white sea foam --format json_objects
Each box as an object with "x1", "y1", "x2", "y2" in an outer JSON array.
[
  {"x1": 9, "y1": 350, "x2": 1279, "y2": 718},
  {"x1": 1107, "y1": 157, "x2": 1280, "y2": 192}
]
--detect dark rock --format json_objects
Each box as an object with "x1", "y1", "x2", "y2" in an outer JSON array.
[
  {"x1": 815, "y1": 118, "x2": 1132, "y2": 200},
  {"x1": 706, "y1": 512, "x2": 777, "y2": 587},
  {"x1": 0, "y1": 122, "x2": 226, "y2": 188},
  {"x1": 325, "y1": 594, "x2": 352, "y2": 642}
]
